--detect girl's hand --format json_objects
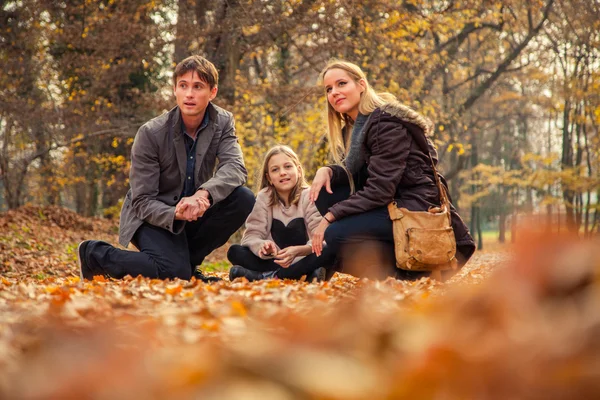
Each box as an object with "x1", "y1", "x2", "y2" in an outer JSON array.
[
  {"x1": 274, "y1": 246, "x2": 300, "y2": 268},
  {"x1": 309, "y1": 167, "x2": 333, "y2": 202},
  {"x1": 311, "y1": 218, "x2": 331, "y2": 256},
  {"x1": 258, "y1": 240, "x2": 277, "y2": 258}
]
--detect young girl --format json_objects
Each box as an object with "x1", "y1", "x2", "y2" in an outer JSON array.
[{"x1": 228, "y1": 145, "x2": 333, "y2": 282}]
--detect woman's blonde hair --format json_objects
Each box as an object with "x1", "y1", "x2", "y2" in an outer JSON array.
[
  {"x1": 258, "y1": 145, "x2": 309, "y2": 206},
  {"x1": 318, "y1": 59, "x2": 397, "y2": 163}
]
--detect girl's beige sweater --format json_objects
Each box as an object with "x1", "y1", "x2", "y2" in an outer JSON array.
[{"x1": 241, "y1": 187, "x2": 322, "y2": 261}]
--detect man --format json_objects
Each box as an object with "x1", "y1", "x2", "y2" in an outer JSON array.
[{"x1": 77, "y1": 55, "x2": 255, "y2": 282}]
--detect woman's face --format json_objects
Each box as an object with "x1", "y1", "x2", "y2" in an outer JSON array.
[{"x1": 323, "y1": 68, "x2": 365, "y2": 120}]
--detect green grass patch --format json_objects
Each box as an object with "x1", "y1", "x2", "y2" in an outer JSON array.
[
  {"x1": 65, "y1": 243, "x2": 78, "y2": 260},
  {"x1": 480, "y1": 230, "x2": 512, "y2": 240},
  {"x1": 200, "y1": 260, "x2": 231, "y2": 272}
]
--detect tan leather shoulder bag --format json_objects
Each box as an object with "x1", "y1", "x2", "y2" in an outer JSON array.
[{"x1": 388, "y1": 132, "x2": 457, "y2": 275}]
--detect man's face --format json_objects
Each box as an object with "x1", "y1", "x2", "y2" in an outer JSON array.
[{"x1": 173, "y1": 70, "x2": 217, "y2": 119}]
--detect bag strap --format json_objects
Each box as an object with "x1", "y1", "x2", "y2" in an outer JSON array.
[{"x1": 405, "y1": 126, "x2": 451, "y2": 210}]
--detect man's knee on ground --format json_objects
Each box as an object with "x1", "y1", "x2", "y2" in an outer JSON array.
[
  {"x1": 160, "y1": 264, "x2": 192, "y2": 280},
  {"x1": 151, "y1": 254, "x2": 191, "y2": 280}
]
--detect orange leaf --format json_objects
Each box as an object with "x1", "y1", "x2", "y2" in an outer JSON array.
[
  {"x1": 165, "y1": 284, "x2": 182, "y2": 295},
  {"x1": 93, "y1": 275, "x2": 107, "y2": 282}
]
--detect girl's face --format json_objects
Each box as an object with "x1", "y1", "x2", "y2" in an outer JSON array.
[
  {"x1": 323, "y1": 68, "x2": 365, "y2": 120},
  {"x1": 266, "y1": 153, "x2": 300, "y2": 201}
]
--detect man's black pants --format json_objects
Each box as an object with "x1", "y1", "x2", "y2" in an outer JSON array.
[{"x1": 82, "y1": 186, "x2": 255, "y2": 280}]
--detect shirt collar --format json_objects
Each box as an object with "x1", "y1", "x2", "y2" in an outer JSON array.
[{"x1": 181, "y1": 110, "x2": 210, "y2": 139}]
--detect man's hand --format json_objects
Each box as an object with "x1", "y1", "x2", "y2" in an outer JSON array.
[
  {"x1": 175, "y1": 189, "x2": 211, "y2": 221},
  {"x1": 175, "y1": 197, "x2": 198, "y2": 221},
  {"x1": 258, "y1": 240, "x2": 278, "y2": 258},
  {"x1": 175, "y1": 196, "x2": 207, "y2": 221},
  {"x1": 309, "y1": 167, "x2": 333, "y2": 202},
  {"x1": 192, "y1": 189, "x2": 211, "y2": 216},
  {"x1": 194, "y1": 189, "x2": 211, "y2": 206}
]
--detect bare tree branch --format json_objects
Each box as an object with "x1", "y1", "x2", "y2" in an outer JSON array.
[
  {"x1": 457, "y1": 0, "x2": 555, "y2": 117},
  {"x1": 22, "y1": 125, "x2": 139, "y2": 166},
  {"x1": 417, "y1": 19, "x2": 505, "y2": 103}
]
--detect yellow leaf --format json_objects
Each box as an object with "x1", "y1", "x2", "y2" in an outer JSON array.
[
  {"x1": 230, "y1": 300, "x2": 247, "y2": 317},
  {"x1": 45, "y1": 285, "x2": 59, "y2": 293},
  {"x1": 66, "y1": 276, "x2": 80, "y2": 285}
]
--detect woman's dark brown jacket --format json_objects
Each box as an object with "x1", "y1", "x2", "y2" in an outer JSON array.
[{"x1": 328, "y1": 101, "x2": 476, "y2": 262}]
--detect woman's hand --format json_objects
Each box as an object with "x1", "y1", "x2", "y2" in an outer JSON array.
[
  {"x1": 258, "y1": 240, "x2": 277, "y2": 258},
  {"x1": 309, "y1": 167, "x2": 333, "y2": 202},
  {"x1": 312, "y1": 212, "x2": 334, "y2": 256}
]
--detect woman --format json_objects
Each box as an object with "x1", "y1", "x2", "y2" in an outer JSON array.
[{"x1": 310, "y1": 60, "x2": 475, "y2": 280}]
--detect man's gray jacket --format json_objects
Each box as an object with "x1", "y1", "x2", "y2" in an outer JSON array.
[{"x1": 118, "y1": 103, "x2": 247, "y2": 247}]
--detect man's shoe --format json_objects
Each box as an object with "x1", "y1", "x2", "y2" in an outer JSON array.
[
  {"x1": 77, "y1": 240, "x2": 93, "y2": 280},
  {"x1": 307, "y1": 267, "x2": 326, "y2": 283},
  {"x1": 229, "y1": 266, "x2": 277, "y2": 282},
  {"x1": 193, "y1": 268, "x2": 222, "y2": 283}
]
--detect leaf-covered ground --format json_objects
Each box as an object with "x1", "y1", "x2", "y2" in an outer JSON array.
[{"x1": 1, "y1": 206, "x2": 599, "y2": 399}]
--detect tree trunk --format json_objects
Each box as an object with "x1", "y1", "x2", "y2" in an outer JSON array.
[
  {"x1": 86, "y1": 178, "x2": 98, "y2": 217},
  {"x1": 476, "y1": 207, "x2": 483, "y2": 250},
  {"x1": 561, "y1": 98, "x2": 576, "y2": 231},
  {"x1": 174, "y1": 0, "x2": 192, "y2": 63},
  {"x1": 470, "y1": 204, "x2": 480, "y2": 250},
  {"x1": 202, "y1": 0, "x2": 241, "y2": 104},
  {"x1": 511, "y1": 213, "x2": 517, "y2": 243},
  {"x1": 498, "y1": 212, "x2": 506, "y2": 243},
  {"x1": 74, "y1": 154, "x2": 86, "y2": 214}
]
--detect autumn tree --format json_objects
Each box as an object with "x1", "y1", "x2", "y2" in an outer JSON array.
[
  {"x1": 2, "y1": 0, "x2": 599, "y2": 241},
  {"x1": 1, "y1": 0, "x2": 170, "y2": 215}
]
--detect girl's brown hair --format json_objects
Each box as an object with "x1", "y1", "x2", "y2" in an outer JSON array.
[{"x1": 258, "y1": 145, "x2": 308, "y2": 207}]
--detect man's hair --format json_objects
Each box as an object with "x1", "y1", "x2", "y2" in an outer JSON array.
[{"x1": 173, "y1": 55, "x2": 219, "y2": 89}]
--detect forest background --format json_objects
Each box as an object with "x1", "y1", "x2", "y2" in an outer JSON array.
[
  {"x1": 2, "y1": 2, "x2": 600, "y2": 397},
  {"x1": 1, "y1": 0, "x2": 599, "y2": 249}
]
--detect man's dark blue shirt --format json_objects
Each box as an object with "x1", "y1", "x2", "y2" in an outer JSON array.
[{"x1": 181, "y1": 112, "x2": 210, "y2": 198}]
